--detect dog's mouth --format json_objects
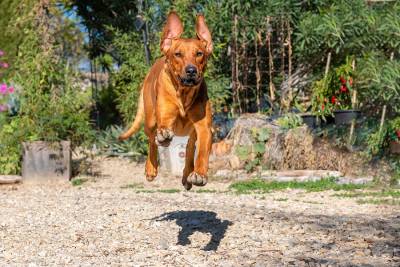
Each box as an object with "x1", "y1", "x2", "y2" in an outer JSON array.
[{"x1": 178, "y1": 76, "x2": 201, "y2": 86}]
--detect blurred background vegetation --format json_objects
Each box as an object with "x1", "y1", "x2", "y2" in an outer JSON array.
[{"x1": 0, "y1": 0, "x2": 399, "y2": 175}]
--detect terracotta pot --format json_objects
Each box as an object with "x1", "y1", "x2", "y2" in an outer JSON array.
[{"x1": 389, "y1": 141, "x2": 400, "y2": 154}]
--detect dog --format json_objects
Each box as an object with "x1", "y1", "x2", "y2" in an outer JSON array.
[{"x1": 119, "y1": 12, "x2": 213, "y2": 190}]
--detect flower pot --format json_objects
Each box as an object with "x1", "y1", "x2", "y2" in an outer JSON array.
[
  {"x1": 158, "y1": 136, "x2": 198, "y2": 177},
  {"x1": 321, "y1": 115, "x2": 335, "y2": 126},
  {"x1": 334, "y1": 110, "x2": 361, "y2": 125},
  {"x1": 390, "y1": 141, "x2": 400, "y2": 154},
  {"x1": 300, "y1": 114, "x2": 318, "y2": 129},
  {"x1": 22, "y1": 141, "x2": 71, "y2": 180}
]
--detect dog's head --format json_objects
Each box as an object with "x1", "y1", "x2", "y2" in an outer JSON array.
[{"x1": 160, "y1": 12, "x2": 213, "y2": 87}]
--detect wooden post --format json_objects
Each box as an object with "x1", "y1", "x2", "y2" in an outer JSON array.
[
  {"x1": 324, "y1": 52, "x2": 332, "y2": 79},
  {"x1": 242, "y1": 41, "x2": 248, "y2": 112},
  {"x1": 255, "y1": 31, "x2": 262, "y2": 112},
  {"x1": 287, "y1": 19, "x2": 293, "y2": 109},
  {"x1": 232, "y1": 14, "x2": 242, "y2": 115},
  {"x1": 266, "y1": 16, "x2": 276, "y2": 102},
  {"x1": 280, "y1": 16, "x2": 285, "y2": 77},
  {"x1": 380, "y1": 105, "x2": 387, "y2": 134},
  {"x1": 348, "y1": 59, "x2": 357, "y2": 148}
]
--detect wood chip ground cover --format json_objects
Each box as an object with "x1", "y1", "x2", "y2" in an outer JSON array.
[{"x1": 0, "y1": 157, "x2": 399, "y2": 266}]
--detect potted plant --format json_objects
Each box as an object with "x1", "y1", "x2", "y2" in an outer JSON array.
[
  {"x1": 388, "y1": 118, "x2": 400, "y2": 154},
  {"x1": 311, "y1": 58, "x2": 360, "y2": 125},
  {"x1": 332, "y1": 59, "x2": 360, "y2": 125},
  {"x1": 310, "y1": 73, "x2": 335, "y2": 124}
]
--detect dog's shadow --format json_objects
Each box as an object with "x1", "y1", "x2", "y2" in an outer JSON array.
[{"x1": 154, "y1": 210, "x2": 233, "y2": 251}]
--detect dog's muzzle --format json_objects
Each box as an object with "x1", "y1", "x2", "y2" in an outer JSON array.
[
  {"x1": 179, "y1": 76, "x2": 200, "y2": 86},
  {"x1": 179, "y1": 65, "x2": 201, "y2": 86}
]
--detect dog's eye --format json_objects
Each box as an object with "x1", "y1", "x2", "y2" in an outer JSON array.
[
  {"x1": 174, "y1": 52, "x2": 182, "y2": 57},
  {"x1": 196, "y1": 51, "x2": 203, "y2": 57}
]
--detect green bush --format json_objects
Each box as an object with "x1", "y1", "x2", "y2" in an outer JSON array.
[
  {"x1": 357, "y1": 52, "x2": 400, "y2": 115},
  {"x1": 275, "y1": 113, "x2": 303, "y2": 130},
  {"x1": 0, "y1": 2, "x2": 95, "y2": 174}
]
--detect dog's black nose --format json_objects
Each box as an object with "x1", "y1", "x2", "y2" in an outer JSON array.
[{"x1": 185, "y1": 65, "x2": 197, "y2": 76}]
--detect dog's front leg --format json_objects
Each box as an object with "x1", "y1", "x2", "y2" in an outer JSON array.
[
  {"x1": 187, "y1": 100, "x2": 212, "y2": 186},
  {"x1": 155, "y1": 99, "x2": 179, "y2": 147}
]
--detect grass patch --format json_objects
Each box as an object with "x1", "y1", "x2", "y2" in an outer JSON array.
[
  {"x1": 133, "y1": 188, "x2": 180, "y2": 194},
  {"x1": 229, "y1": 177, "x2": 368, "y2": 194},
  {"x1": 301, "y1": 200, "x2": 323, "y2": 205},
  {"x1": 71, "y1": 178, "x2": 88, "y2": 186},
  {"x1": 135, "y1": 189, "x2": 155, "y2": 193},
  {"x1": 195, "y1": 189, "x2": 218, "y2": 193},
  {"x1": 357, "y1": 198, "x2": 400, "y2": 206},
  {"x1": 334, "y1": 190, "x2": 400, "y2": 198},
  {"x1": 157, "y1": 189, "x2": 180, "y2": 193},
  {"x1": 120, "y1": 183, "x2": 144, "y2": 189}
]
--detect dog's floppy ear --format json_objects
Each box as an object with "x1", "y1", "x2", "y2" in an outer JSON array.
[
  {"x1": 196, "y1": 14, "x2": 213, "y2": 55},
  {"x1": 160, "y1": 11, "x2": 183, "y2": 54}
]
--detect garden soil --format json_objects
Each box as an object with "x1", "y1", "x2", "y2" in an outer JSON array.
[{"x1": 0, "y1": 157, "x2": 399, "y2": 266}]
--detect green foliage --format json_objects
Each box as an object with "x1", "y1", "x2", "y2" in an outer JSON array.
[
  {"x1": 235, "y1": 127, "x2": 270, "y2": 173},
  {"x1": 275, "y1": 113, "x2": 303, "y2": 130},
  {"x1": 357, "y1": 52, "x2": 400, "y2": 115},
  {"x1": 71, "y1": 178, "x2": 88, "y2": 186},
  {"x1": 295, "y1": 0, "x2": 399, "y2": 60},
  {"x1": 96, "y1": 125, "x2": 147, "y2": 158},
  {"x1": 388, "y1": 117, "x2": 400, "y2": 142},
  {"x1": 0, "y1": 0, "x2": 36, "y2": 74},
  {"x1": 230, "y1": 177, "x2": 369, "y2": 194},
  {"x1": 0, "y1": 120, "x2": 23, "y2": 174},
  {"x1": 0, "y1": 1, "x2": 94, "y2": 174},
  {"x1": 108, "y1": 29, "x2": 152, "y2": 124},
  {"x1": 364, "y1": 127, "x2": 388, "y2": 160}
]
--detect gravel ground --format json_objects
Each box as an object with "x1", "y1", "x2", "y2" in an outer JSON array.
[{"x1": 0, "y1": 157, "x2": 399, "y2": 266}]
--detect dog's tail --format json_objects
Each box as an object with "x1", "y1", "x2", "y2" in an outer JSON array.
[{"x1": 118, "y1": 88, "x2": 145, "y2": 141}]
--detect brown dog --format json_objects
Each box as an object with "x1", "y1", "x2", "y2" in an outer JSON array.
[{"x1": 119, "y1": 12, "x2": 213, "y2": 190}]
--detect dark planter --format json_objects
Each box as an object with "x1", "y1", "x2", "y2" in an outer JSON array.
[
  {"x1": 22, "y1": 141, "x2": 71, "y2": 181},
  {"x1": 321, "y1": 115, "x2": 335, "y2": 126},
  {"x1": 301, "y1": 114, "x2": 318, "y2": 129},
  {"x1": 334, "y1": 110, "x2": 361, "y2": 125},
  {"x1": 390, "y1": 141, "x2": 400, "y2": 154}
]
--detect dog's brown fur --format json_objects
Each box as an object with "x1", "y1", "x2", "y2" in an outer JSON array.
[{"x1": 119, "y1": 12, "x2": 213, "y2": 190}]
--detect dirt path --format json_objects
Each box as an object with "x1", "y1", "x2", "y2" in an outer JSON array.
[{"x1": 1, "y1": 158, "x2": 399, "y2": 266}]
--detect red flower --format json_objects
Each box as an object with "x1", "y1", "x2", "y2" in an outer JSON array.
[
  {"x1": 340, "y1": 76, "x2": 346, "y2": 85},
  {"x1": 340, "y1": 85, "x2": 348, "y2": 93},
  {"x1": 331, "y1": 96, "x2": 337, "y2": 104},
  {"x1": 349, "y1": 77, "x2": 353, "y2": 86},
  {"x1": 321, "y1": 104, "x2": 325, "y2": 111},
  {"x1": 396, "y1": 130, "x2": 400, "y2": 139}
]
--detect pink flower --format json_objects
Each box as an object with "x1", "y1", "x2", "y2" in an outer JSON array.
[
  {"x1": 8, "y1": 86, "x2": 14, "y2": 93},
  {"x1": 1, "y1": 62, "x2": 9, "y2": 68},
  {"x1": 0, "y1": 50, "x2": 4, "y2": 57},
  {"x1": 0, "y1": 83, "x2": 7, "y2": 94},
  {"x1": 0, "y1": 104, "x2": 7, "y2": 112}
]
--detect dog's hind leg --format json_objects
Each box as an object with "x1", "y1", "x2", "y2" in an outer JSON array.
[
  {"x1": 145, "y1": 133, "x2": 158, "y2": 181},
  {"x1": 182, "y1": 130, "x2": 197, "y2": 190}
]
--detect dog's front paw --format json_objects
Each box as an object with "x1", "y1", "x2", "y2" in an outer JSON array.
[
  {"x1": 187, "y1": 172, "x2": 208, "y2": 186},
  {"x1": 155, "y1": 128, "x2": 174, "y2": 147},
  {"x1": 182, "y1": 177, "x2": 192, "y2": 191}
]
